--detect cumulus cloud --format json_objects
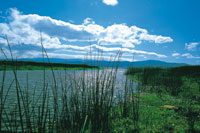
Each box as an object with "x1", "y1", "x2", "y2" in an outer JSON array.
[
  {"x1": 185, "y1": 42, "x2": 200, "y2": 51},
  {"x1": 98, "y1": 24, "x2": 173, "y2": 48},
  {"x1": 102, "y1": 0, "x2": 118, "y2": 6},
  {"x1": 0, "y1": 8, "x2": 171, "y2": 60},
  {"x1": 0, "y1": 8, "x2": 172, "y2": 48}
]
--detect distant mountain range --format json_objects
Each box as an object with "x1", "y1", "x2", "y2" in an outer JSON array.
[
  {"x1": 126, "y1": 60, "x2": 188, "y2": 68},
  {"x1": 13, "y1": 58, "x2": 188, "y2": 68}
]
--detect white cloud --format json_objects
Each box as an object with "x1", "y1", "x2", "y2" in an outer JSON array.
[
  {"x1": 2, "y1": 48, "x2": 132, "y2": 61},
  {"x1": 0, "y1": 42, "x2": 167, "y2": 59},
  {"x1": 0, "y1": 37, "x2": 6, "y2": 44},
  {"x1": 102, "y1": 0, "x2": 118, "y2": 6},
  {"x1": 0, "y1": 48, "x2": 19, "y2": 59},
  {"x1": 20, "y1": 50, "x2": 87, "y2": 59},
  {"x1": 185, "y1": 42, "x2": 199, "y2": 51},
  {"x1": 4, "y1": 48, "x2": 139, "y2": 62},
  {"x1": 98, "y1": 24, "x2": 173, "y2": 48},
  {"x1": 182, "y1": 53, "x2": 200, "y2": 59},
  {"x1": 92, "y1": 44, "x2": 167, "y2": 58},
  {"x1": 43, "y1": 43, "x2": 167, "y2": 58},
  {"x1": 0, "y1": 8, "x2": 171, "y2": 60},
  {"x1": 139, "y1": 34, "x2": 173, "y2": 44},
  {"x1": 172, "y1": 52, "x2": 180, "y2": 59},
  {"x1": 0, "y1": 9, "x2": 61, "y2": 48},
  {"x1": 83, "y1": 18, "x2": 94, "y2": 25},
  {"x1": 0, "y1": 8, "x2": 173, "y2": 49},
  {"x1": 172, "y1": 53, "x2": 180, "y2": 57}
]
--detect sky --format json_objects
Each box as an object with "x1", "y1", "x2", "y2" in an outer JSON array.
[{"x1": 0, "y1": 0, "x2": 200, "y2": 64}]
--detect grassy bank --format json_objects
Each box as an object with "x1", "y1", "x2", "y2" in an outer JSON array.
[
  {"x1": 0, "y1": 60, "x2": 99, "y2": 71},
  {"x1": 126, "y1": 66, "x2": 200, "y2": 132},
  {"x1": 112, "y1": 92, "x2": 200, "y2": 132}
]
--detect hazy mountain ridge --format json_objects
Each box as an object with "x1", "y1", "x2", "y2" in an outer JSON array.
[{"x1": 13, "y1": 58, "x2": 188, "y2": 68}]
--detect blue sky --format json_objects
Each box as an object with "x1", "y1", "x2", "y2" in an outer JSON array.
[{"x1": 0, "y1": 0, "x2": 200, "y2": 64}]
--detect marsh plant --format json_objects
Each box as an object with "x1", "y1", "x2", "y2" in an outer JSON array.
[{"x1": 0, "y1": 35, "x2": 139, "y2": 132}]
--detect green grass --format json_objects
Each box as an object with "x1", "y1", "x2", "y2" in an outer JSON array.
[
  {"x1": 126, "y1": 66, "x2": 200, "y2": 96},
  {"x1": 0, "y1": 60, "x2": 101, "y2": 71},
  {"x1": 125, "y1": 66, "x2": 200, "y2": 132},
  {"x1": 111, "y1": 92, "x2": 200, "y2": 132}
]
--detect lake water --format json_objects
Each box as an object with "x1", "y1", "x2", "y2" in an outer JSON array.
[
  {"x1": 0, "y1": 68, "x2": 137, "y2": 131},
  {"x1": 0, "y1": 68, "x2": 137, "y2": 106}
]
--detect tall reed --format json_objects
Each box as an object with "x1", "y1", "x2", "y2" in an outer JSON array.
[{"x1": 0, "y1": 34, "x2": 139, "y2": 132}]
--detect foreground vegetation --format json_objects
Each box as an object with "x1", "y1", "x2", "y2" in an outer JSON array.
[
  {"x1": 126, "y1": 66, "x2": 200, "y2": 132},
  {"x1": 0, "y1": 36, "x2": 140, "y2": 132},
  {"x1": 0, "y1": 60, "x2": 99, "y2": 71}
]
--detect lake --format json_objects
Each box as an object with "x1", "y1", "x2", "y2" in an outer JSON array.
[
  {"x1": 0, "y1": 68, "x2": 137, "y2": 131},
  {"x1": 0, "y1": 68, "x2": 136, "y2": 96}
]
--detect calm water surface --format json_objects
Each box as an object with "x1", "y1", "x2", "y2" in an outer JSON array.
[
  {"x1": 0, "y1": 68, "x2": 137, "y2": 130},
  {"x1": 0, "y1": 68, "x2": 137, "y2": 107}
]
